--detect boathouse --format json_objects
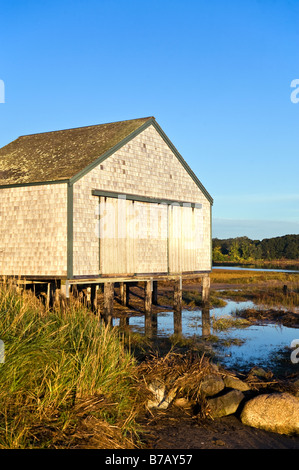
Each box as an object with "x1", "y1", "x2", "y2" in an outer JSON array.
[{"x1": 0, "y1": 117, "x2": 213, "y2": 322}]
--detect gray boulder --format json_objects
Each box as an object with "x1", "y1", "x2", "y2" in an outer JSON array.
[
  {"x1": 207, "y1": 390, "x2": 245, "y2": 418},
  {"x1": 199, "y1": 374, "x2": 225, "y2": 397},
  {"x1": 241, "y1": 393, "x2": 299, "y2": 435},
  {"x1": 223, "y1": 375, "x2": 250, "y2": 392}
]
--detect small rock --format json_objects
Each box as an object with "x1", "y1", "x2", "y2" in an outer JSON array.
[
  {"x1": 207, "y1": 390, "x2": 245, "y2": 418},
  {"x1": 200, "y1": 374, "x2": 225, "y2": 397},
  {"x1": 223, "y1": 375, "x2": 250, "y2": 392},
  {"x1": 249, "y1": 367, "x2": 273, "y2": 379},
  {"x1": 241, "y1": 393, "x2": 299, "y2": 435}
]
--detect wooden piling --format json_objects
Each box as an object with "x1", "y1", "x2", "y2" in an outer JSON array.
[
  {"x1": 144, "y1": 280, "x2": 152, "y2": 315},
  {"x1": 103, "y1": 282, "x2": 114, "y2": 325},
  {"x1": 46, "y1": 282, "x2": 51, "y2": 310},
  {"x1": 90, "y1": 284, "x2": 98, "y2": 313},
  {"x1": 202, "y1": 274, "x2": 210, "y2": 304},
  {"x1": 173, "y1": 277, "x2": 182, "y2": 335},
  {"x1": 46, "y1": 281, "x2": 56, "y2": 309},
  {"x1": 144, "y1": 280, "x2": 153, "y2": 337},
  {"x1": 125, "y1": 283, "x2": 130, "y2": 306},
  {"x1": 119, "y1": 282, "x2": 128, "y2": 306},
  {"x1": 54, "y1": 287, "x2": 60, "y2": 309},
  {"x1": 152, "y1": 280, "x2": 158, "y2": 305}
]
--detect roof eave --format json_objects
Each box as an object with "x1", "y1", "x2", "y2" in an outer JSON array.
[{"x1": 0, "y1": 179, "x2": 70, "y2": 190}]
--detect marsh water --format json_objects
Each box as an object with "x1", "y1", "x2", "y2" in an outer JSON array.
[
  {"x1": 115, "y1": 298, "x2": 299, "y2": 374},
  {"x1": 112, "y1": 266, "x2": 299, "y2": 373}
]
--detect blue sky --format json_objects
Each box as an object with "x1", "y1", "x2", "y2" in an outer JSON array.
[{"x1": 0, "y1": 0, "x2": 299, "y2": 240}]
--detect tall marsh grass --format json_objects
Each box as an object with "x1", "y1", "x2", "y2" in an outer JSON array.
[{"x1": 0, "y1": 282, "x2": 140, "y2": 448}]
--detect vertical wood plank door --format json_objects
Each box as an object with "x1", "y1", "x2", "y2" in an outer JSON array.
[
  {"x1": 99, "y1": 197, "x2": 203, "y2": 275},
  {"x1": 99, "y1": 198, "x2": 168, "y2": 275},
  {"x1": 168, "y1": 205, "x2": 203, "y2": 273}
]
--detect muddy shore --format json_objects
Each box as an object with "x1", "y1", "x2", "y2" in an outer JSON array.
[
  {"x1": 141, "y1": 407, "x2": 299, "y2": 450},
  {"x1": 115, "y1": 274, "x2": 299, "y2": 450}
]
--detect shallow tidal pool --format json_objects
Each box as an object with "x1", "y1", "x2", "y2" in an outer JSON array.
[{"x1": 121, "y1": 300, "x2": 299, "y2": 374}]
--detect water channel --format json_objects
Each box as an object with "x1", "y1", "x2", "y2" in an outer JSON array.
[
  {"x1": 121, "y1": 301, "x2": 297, "y2": 373},
  {"x1": 115, "y1": 266, "x2": 299, "y2": 374}
]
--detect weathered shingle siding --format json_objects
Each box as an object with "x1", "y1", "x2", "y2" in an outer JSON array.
[
  {"x1": 73, "y1": 124, "x2": 211, "y2": 276},
  {"x1": 0, "y1": 184, "x2": 68, "y2": 276}
]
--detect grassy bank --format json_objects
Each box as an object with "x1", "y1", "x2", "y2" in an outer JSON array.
[
  {"x1": 0, "y1": 282, "x2": 141, "y2": 449},
  {"x1": 211, "y1": 268, "x2": 299, "y2": 285},
  {"x1": 211, "y1": 269, "x2": 299, "y2": 309}
]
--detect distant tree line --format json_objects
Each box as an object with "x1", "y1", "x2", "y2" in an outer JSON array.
[{"x1": 212, "y1": 235, "x2": 299, "y2": 262}]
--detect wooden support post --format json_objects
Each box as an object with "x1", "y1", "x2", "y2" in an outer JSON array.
[
  {"x1": 144, "y1": 280, "x2": 152, "y2": 315},
  {"x1": 46, "y1": 283, "x2": 51, "y2": 310},
  {"x1": 72, "y1": 284, "x2": 79, "y2": 298},
  {"x1": 45, "y1": 281, "x2": 56, "y2": 310},
  {"x1": 61, "y1": 280, "x2": 70, "y2": 299},
  {"x1": 173, "y1": 277, "x2": 182, "y2": 335},
  {"x1": 119, "y1": 282, "x2": 127, "y2": 306},
  {"x1": 96, "y1": 285, "x2": 100, "y2": 315},
  {"x1": 103, "y1": 282, "x2": 114, "y2": 325},
  {"x1": 60, "y1": 280, "x2": 70, "y2": 310},
  {"x1": 86, "y1": 287, "x2": 91, "y2": 305},
  {"x1": 90, "y1": 284, "x2": 98, "y2": 313},
  {"x1": 202, "y1": 274, "x2": 210, "y2": 304},
  {"x1": 152, "y1": 280, "x2": 158, "y2": 305},
  {"x1": 54, "y1": 288, "x2": 60, "y2": 309},
  {"x1": 144, "y1": 280, "x2": 153, "y2": 337},
  {"x1": 125, "y1": 283, "x2": 130, "y2": 307}
]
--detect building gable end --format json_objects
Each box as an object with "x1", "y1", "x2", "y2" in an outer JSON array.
[{"x1": 69, "y1": 119, "x2": 213, "y2": 205}]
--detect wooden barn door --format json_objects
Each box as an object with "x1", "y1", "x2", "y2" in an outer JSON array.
[
  {"x1": 168, "y1": 205, "x2": 202, "y2": 273},
  {"x1": 99, "y1": 197, "x2": 128, "y2": 274},
  {"x1": 99, "y1": 197, "x2": 168, "y2": 275}
]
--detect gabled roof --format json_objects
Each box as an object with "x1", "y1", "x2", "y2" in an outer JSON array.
[
  {"x1": 0, "y1": 117, "x2": 152, "y2": 186},
  {"x1": 0, "y1": 117, "x2": 213, "y2": 204}
]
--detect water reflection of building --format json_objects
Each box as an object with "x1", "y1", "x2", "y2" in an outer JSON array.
[
  {"x1": 201, "y1": 305, "x2": 211, "y2": 336},
  {"x1": 117, "y1": 304, "x2": 211, "y2": 339}
]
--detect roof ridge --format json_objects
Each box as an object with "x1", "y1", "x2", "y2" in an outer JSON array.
[{"x1": 18, "y1": 116, "x2": 155, "y2": 138}]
